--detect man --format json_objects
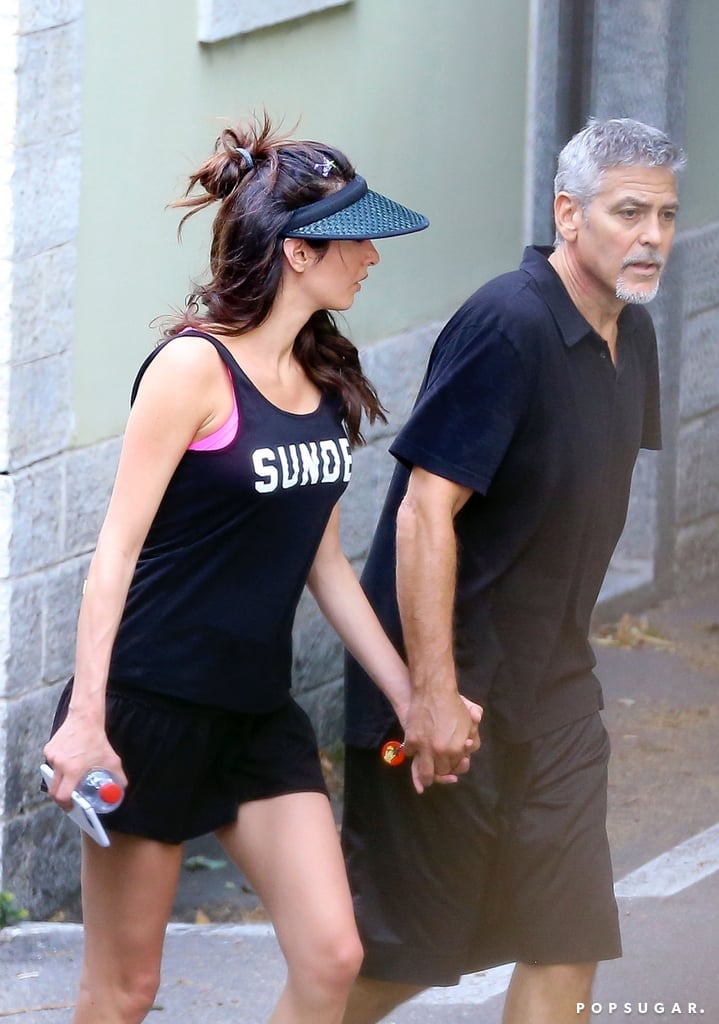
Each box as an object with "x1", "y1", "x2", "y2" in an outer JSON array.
[{"x1": 341, "y1": 118, "x2": 685, "y2": 1024}]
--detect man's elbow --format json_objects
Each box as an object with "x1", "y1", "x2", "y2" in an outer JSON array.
[{"x1": 397, "y1": 492, "x2": 422, "y2": 548}]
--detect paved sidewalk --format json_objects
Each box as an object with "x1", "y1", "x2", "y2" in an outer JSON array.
[
  {"x1": 1, "y1": 579, "x2": 717, "y2": 1022},
  {"x1": 0, "y1": 921, "x2": 285, "y2": 1023}
]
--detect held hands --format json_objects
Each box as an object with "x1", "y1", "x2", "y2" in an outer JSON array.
[
  {"x1": 43, "y1": 711, "x2": 127, "y2": 811},
  {"x1": 403, "y1": 690, "x2": 482, "y2": 795}
]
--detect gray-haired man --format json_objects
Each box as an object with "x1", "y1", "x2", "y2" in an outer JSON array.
[{"x1": 342, "y1": 118, "x2": 685, "y2": 1024}]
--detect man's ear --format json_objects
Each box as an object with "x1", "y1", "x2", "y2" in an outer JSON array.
[
  {"x1": 553, "y1": 191, "x2": 583, "y2": 243},
  {"x1": 282, "y1": 237, "x2": 312, "y2": 272}
]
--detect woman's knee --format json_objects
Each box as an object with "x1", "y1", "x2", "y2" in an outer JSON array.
[
  {"x1": 77, "y1": 964, "x2": 161, "y2": 1023},
  {"x1": 333, "y1": 932, "x2": 365, "y2": 988},
  {"x1": 319, "y1": 931, "x2": 364, "y2": 992},
  {"x1": 126, "y1": 969, "x2": 162, "y2": 1020},
  {"x1": 292, "y1": 929, "x2": 364, "y2": 997}
]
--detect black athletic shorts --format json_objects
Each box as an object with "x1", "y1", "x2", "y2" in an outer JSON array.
[
  {"x1": 342, "y1": 711, "x2": 621, "y2": 987},
  {"x1": 50, "y1": 680, "x2": 328, "y2": 845}
]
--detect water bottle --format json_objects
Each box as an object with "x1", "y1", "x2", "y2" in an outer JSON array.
[{"x1": 75, "y1": 768, "x2": 124, "y2": 813}]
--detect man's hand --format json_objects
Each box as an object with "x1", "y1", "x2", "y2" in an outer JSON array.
[{"x1": 404, "y1": 690, "x2": 482, "y2": 793}]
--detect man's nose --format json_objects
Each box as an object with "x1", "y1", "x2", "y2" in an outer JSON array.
[{"x1": 639, "y1": 214, "x2": 665, "y2": 248}]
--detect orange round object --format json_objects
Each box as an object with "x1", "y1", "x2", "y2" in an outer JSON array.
[
  {"x1": 381, "y1": 740, "x2": 406, "y2": 766},
  {"x1": 98, "y1": 781, "x2": 124, "y2": 805}
]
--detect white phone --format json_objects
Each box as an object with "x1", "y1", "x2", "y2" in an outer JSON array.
[{"x1": 40, "y1": 764, "x2": 111, "y2": 847}]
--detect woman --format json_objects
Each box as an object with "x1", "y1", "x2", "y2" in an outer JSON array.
[{"x1": 43, "y1": 116, "x2": 475, "y2": 1024}]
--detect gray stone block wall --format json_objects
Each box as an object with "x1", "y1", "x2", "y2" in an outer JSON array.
[
  {"x1": 0, "y1": 444, "x2": 118, "y2": 915},
  {"x1": 673, "y1": 222, "x2": 719, "y2": 588},
  {"x1": 613, "y1": 450, "x2": 660, "y2": 565},
  {"x1": 0, "y1": 0, "x2": 87, "y2": 915}
]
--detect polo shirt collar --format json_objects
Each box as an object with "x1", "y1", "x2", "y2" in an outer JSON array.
[{"x1": 520, "y1": 245, "x2": 595, "y2": 348}]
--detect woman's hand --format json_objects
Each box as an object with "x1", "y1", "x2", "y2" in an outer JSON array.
[
  {"x1": 461, "y1": 696, "x2": 483, "y2": 752},
  {"x1": 43, "y1": 714, "x2": 126, "y2": 810}
]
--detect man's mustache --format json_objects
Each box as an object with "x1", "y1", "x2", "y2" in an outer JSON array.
[{"x1": 622, "y1": 248, "x2": 665, "y2": 271}]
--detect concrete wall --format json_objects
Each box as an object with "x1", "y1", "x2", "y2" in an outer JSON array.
[
  {"x1": 589, "y1": 0, "x2": 689, "y2": 609},
  {"x1": 669, "y1": 0, "x2": 719, "y2": 587},
  {"x1": 672, "y1": 223, "x2": 719, "y2": 587},
  {"x1": 0, "y1": 0, "x2": 93, "y2": 913},
  {"x1": 681, "y1": 0, "x2": 719, "y2": 230}
]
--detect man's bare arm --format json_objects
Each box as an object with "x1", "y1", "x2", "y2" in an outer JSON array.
[{"x1": 396, "y1": 467, "x2": 481, "y2": 790}]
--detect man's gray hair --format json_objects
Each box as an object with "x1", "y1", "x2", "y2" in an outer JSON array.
[{"x1": 554, "y1": 117, "x2": 686, "y2": 206}]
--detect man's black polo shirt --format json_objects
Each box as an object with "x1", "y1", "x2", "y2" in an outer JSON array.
[{"x1": 345, "y1": 246, "x2": 661, "y2": 746}]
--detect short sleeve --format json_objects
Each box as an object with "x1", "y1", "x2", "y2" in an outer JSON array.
[
  {"x1": 390, "y1": 307, "x2": 530, "y2": 494},
  {"x1": 640, "y1": 327, "x2": 662, "y2": 451}
]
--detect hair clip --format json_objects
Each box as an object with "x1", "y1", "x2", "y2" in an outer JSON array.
[
  {"x1": 235, "y1": 147, "x2": 254, "y2": 169},
  {"x1": 313, "y1": 157, "x2": 336, "y2": 178}
]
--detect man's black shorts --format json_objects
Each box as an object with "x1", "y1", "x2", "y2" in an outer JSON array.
[
  {"x1": 342, "y1": 711, "x2": 621, "y2": 987},
  {"x1": 50, "y1": 680, "x2": 328, "y2": 845}
]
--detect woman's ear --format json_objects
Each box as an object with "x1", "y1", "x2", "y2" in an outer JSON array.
[{"x1": 282, "y1": 237, "x2": 311, "y2": 272}]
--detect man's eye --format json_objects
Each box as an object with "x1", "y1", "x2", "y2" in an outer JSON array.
[
  {"x1": 662, "y1": 209, "x2": 677, "y2": 222},
  {"x1": 619, "y1": 209, "x2": 638, "y2": 219}
]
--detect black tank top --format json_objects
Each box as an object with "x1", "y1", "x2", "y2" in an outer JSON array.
[{"x1": 109, "y1": 330, "x2": 352, "y2": 712}]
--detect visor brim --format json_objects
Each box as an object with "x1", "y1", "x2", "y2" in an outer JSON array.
[{"x1": 284, "y1": 188, "x2": 429, "y2": 240}]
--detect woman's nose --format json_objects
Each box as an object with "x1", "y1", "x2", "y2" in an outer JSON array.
[{"x1": 364, "y1": 240, "x2": 380, "y2": 265}]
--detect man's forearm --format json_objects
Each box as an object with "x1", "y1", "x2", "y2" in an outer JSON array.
[
  {"x1": 396, "y1": 492, "x2": 459, "y2": 696},
  {"x1": 395, "y1": 471, "x2": 478, "y2": 785}
]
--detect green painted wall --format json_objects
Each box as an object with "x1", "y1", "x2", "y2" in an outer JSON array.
[
  {"x1": 682, "y1": 0, "x2": 719, "y2": 229},
  {"x1": 73, "y1": 0, "x2": 529, "y2": 442}
]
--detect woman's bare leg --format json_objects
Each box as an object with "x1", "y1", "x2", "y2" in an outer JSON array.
[
  {"x1": 73, "y1": 832, "x2": 183, "y2": 1024},
  {"x1": 217, "y1": 792, "x2": 363, "y2": 1024}
]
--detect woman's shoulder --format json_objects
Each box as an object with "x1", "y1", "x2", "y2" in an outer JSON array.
[
  {"x1": 145, "y1": 331, "x2": 227, "y2": 380},
  {"x1": 131, "y1": 331, "x2": 229, "y2": 411}
]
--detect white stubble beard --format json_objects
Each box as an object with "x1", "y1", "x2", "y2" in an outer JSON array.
[
  {"x1": 615, "y1": 249, "x2": 665, "y2": 305},
  {"x1": 615, "y1": 277, "x2": 660, "y2": 304}
]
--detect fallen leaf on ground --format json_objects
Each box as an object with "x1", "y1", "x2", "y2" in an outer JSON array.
[
  {"x1": 183, "y1": 855, "x2": 227, "y2": 872},
  {"x1": 593, "y1": 614, "x2": 675, "y2": 649}
]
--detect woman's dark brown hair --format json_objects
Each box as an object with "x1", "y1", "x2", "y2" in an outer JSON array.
[{"x1": 165, "y1": 114, "x2": 386, "y2": 445}]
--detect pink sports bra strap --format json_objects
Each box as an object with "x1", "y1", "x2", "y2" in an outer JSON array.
[{"x1": 188, "y1": 368, "x2": 240, "y2": 451}]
